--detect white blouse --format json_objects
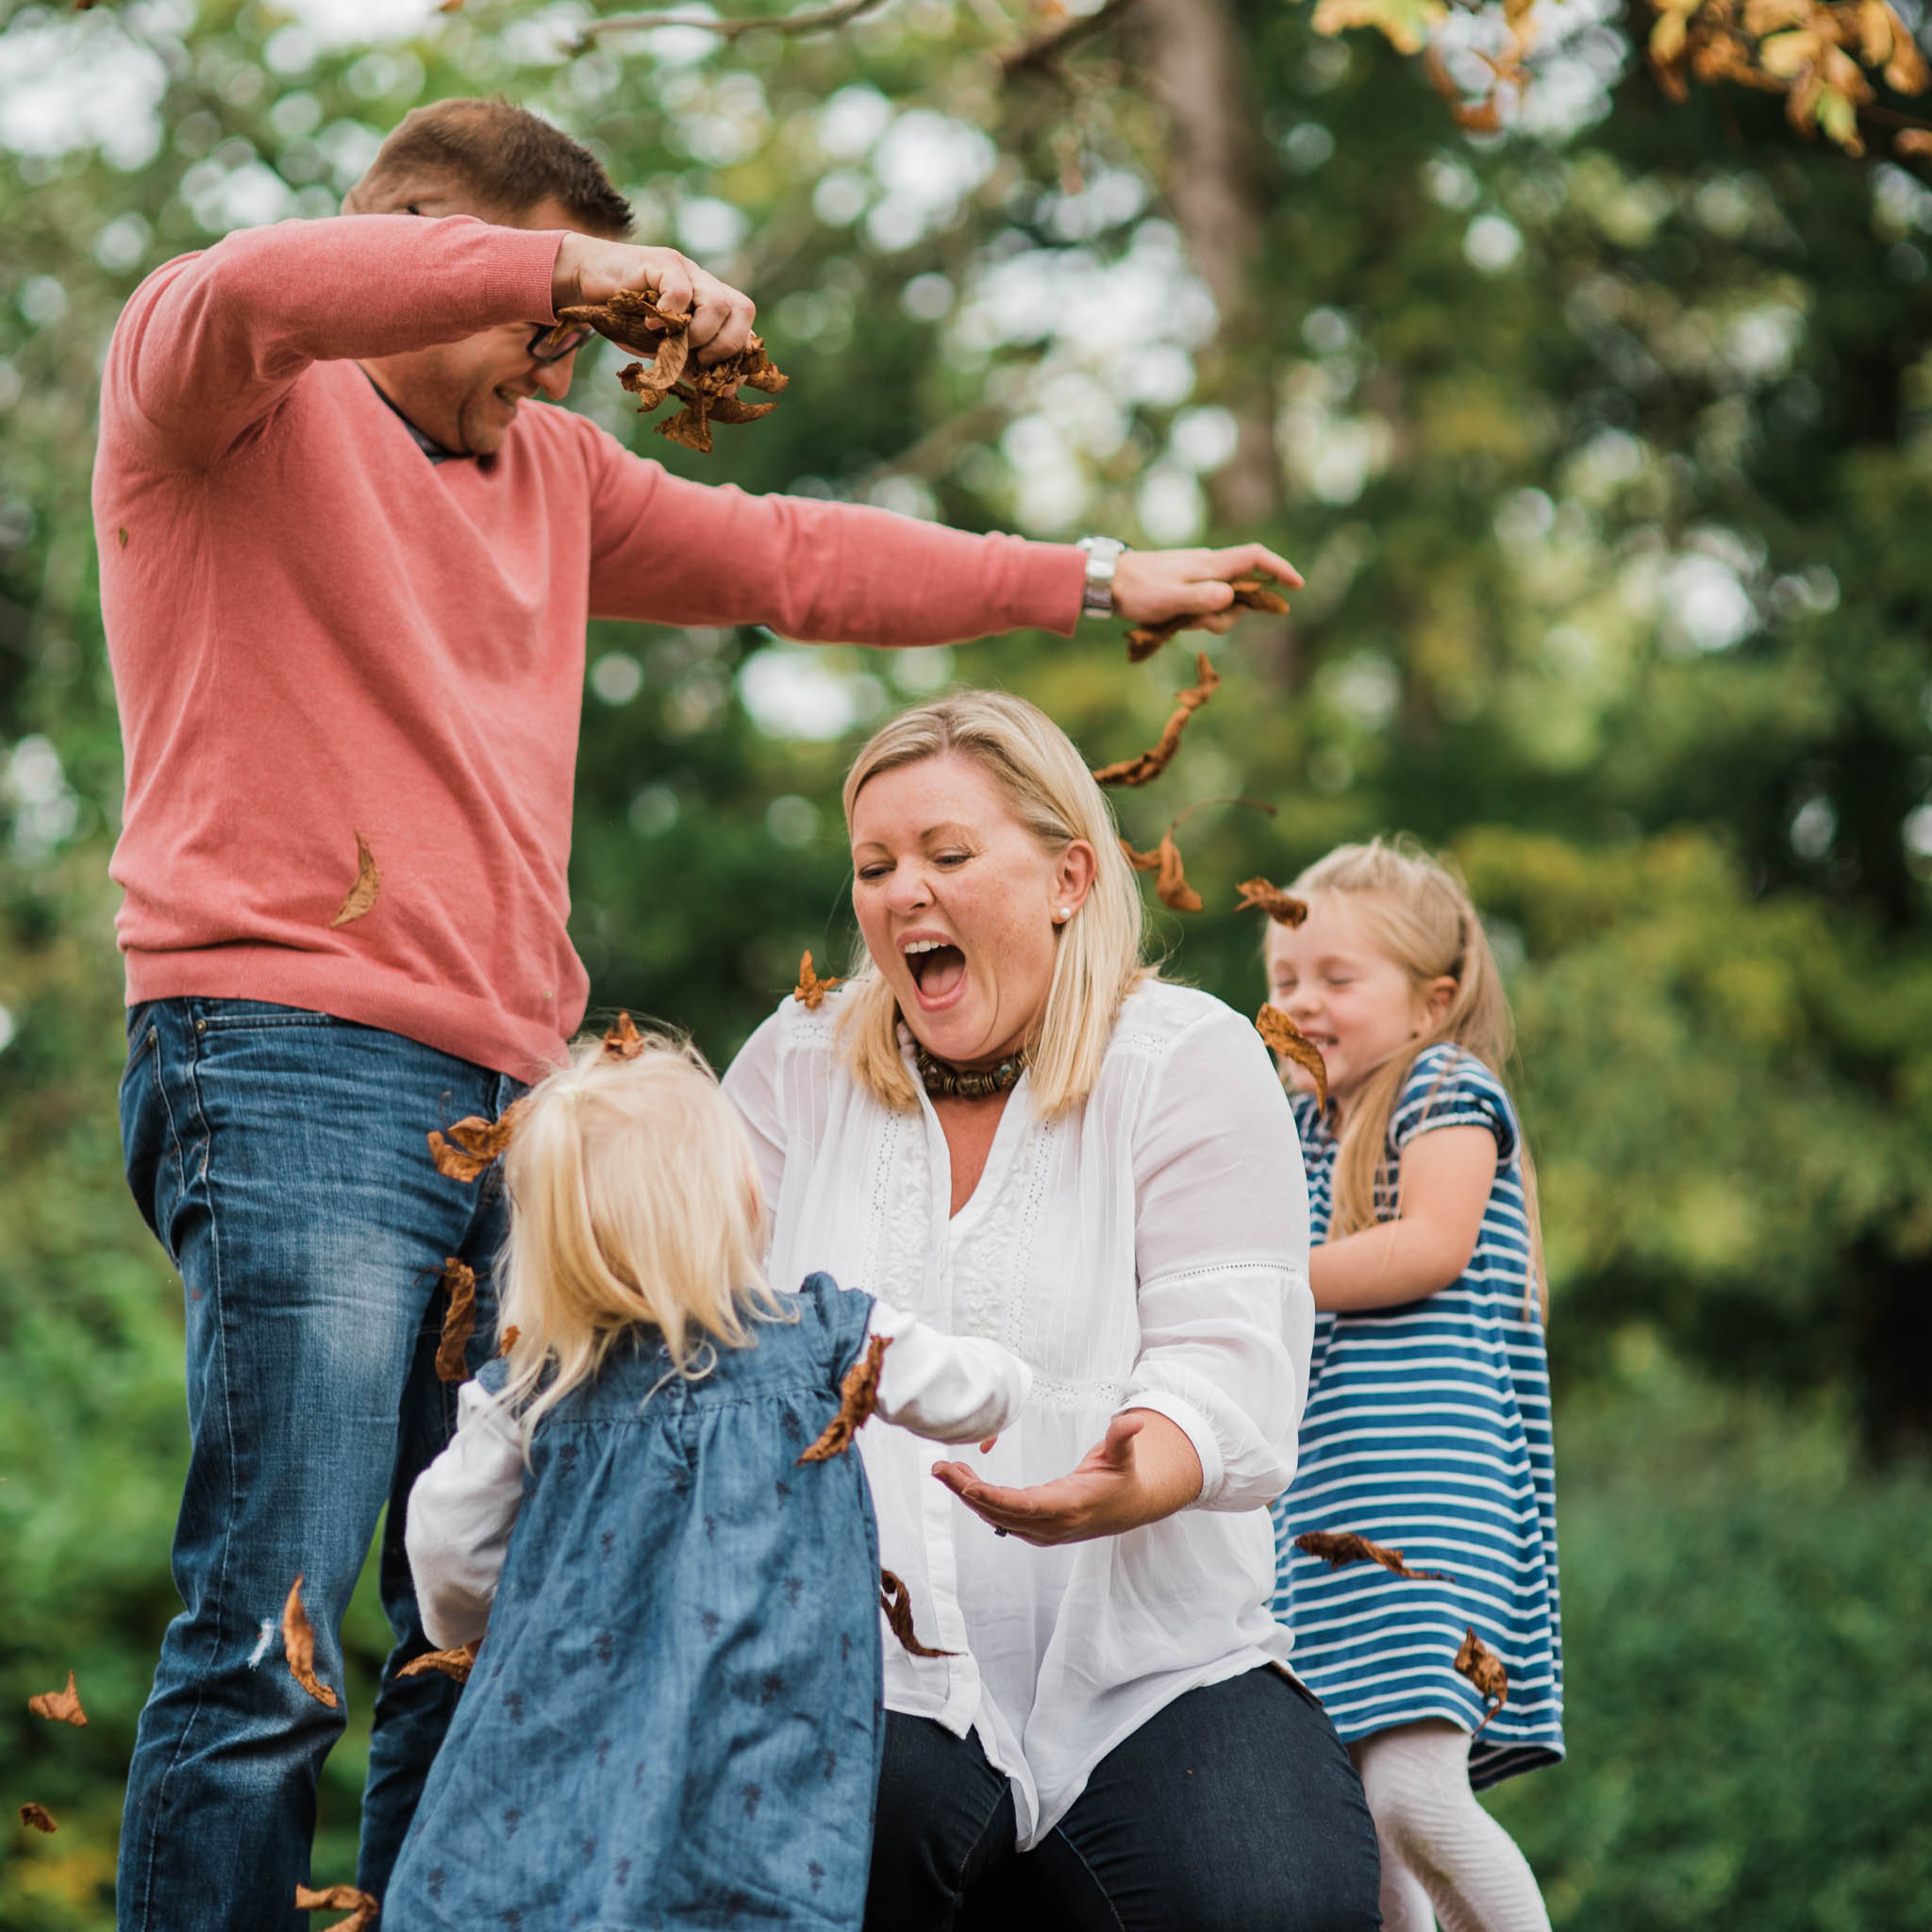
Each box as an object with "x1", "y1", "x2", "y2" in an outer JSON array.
[{"x1": 723, "y1": 978, "x2": 1314, "y2": 1846}]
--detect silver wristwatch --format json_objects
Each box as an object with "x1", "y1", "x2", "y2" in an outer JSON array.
[{"x1": 1075, "y1": 535, "x2": 1129, "y2": 620}]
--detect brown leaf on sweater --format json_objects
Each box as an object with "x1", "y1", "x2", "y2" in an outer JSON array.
[
  {"x1": 427, "y1": 1099, "x2": 528, "y2": 1183},
  {"x1": 397, "y1": 1640, "x2": 479, "y2": 1685},
  {"x1": 1124, "y1": 579, "x2": 1291, "y2": 662},
  {"x1": 1091, "y1": 652, "x2": 1221, "y2": 788},
  {"x1": 879, "y1": 1568, "x2": 958, "y2": 1658},
  {"x1": 434, "y1": 1258, "x2": 477, "y2": 1384},
  {"x1": 328, "y1": 833, "x2": 380, "y2": 928},
  {"x1": 799, "y1": 1334, "x2": 890, "y2": 1462},
  {"x1": 26, "y1": 1669, "x2": 88, "y2": 1727},
  {"x1": 19, "y1": 1803, "x2": 57, "y2": 1833},
  {"x1": 1256, "y1": 1005, "x2": 1329, "y2": 1109},
  {"x1": 116, "y1": 526, "x2": 128, "y2": 548},
  {"x1": 295, "y1": 1883, "x2": 380, "y2": 1930},
  {"x1": 1236, "y1": 877, "x2": 1309, "y2": 926},
  {"x1": 1454, "y1": 1625, "x2": 1508, "y2": 1737},
  {"x1": 283, "y1": 1577, "x2": 339, "y2": 1709},
  {"x1": 793, "y1": 950, "x2": 843, "y2": 1011},
  {"x1": 1294, "y1": 1530, "x2": 1447, "y2": 1581}
]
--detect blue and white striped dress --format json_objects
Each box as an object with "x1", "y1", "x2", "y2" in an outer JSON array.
[{"x1": 1271, "y1": 1045, "x2": 1564, "y2": 1789}]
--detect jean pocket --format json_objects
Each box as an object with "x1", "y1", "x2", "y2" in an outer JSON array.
[{"x1": 191, "y1": 998, "x2": 342, "y2": 1033}]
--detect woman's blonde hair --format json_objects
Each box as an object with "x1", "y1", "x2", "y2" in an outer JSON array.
[
  {"x1": 493, "y1": 1027, "x2": 781, "y2": 1436},
  {"x1": 1288, "y1": 836, "x2": 1546, "y2": 1314},
  {"x1": 838, "y1": 691, "x2": 1147, "y2": 1119}
]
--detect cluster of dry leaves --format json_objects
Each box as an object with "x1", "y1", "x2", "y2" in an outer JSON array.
[
  {"x1": 552, "y1": 287, "x2": 791, "y2": 454},
  {"x1": 1291, "y1": 1532, "x2": 1510, "y2": 1735},
  {"x1": 1646, "y1": 0, "x2": 1930, "y2": 154}
]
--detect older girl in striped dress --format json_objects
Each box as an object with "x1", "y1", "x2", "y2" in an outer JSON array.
[{"x1": 1263, "y1": 838, "x2": 1562, "y2": 1932}]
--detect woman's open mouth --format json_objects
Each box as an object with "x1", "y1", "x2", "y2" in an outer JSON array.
[{"x1": 903, "y1": 936, "x2": 968, "y2": 1009}]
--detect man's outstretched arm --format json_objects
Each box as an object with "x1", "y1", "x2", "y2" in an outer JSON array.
[{"x1": 586, "y1": 449, "x2": 1302, "y2": 649}]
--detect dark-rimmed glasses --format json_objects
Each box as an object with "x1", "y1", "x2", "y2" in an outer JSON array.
[{"x1": 526, "y1": 324, "x2": 593, "y2": 364}]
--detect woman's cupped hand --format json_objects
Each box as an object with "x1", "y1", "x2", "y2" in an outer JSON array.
[{"x1": 931, "y1": 1408, "x2": 1205, "y2": 1546}]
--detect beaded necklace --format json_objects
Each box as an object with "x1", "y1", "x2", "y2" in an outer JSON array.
[{"x1": 912, "y1": 1043, "x2": 1027, "y2": 1100}]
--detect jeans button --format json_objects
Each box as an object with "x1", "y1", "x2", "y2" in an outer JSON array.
[{"x1": 195, "y1": 1018, "x2": 207, "y2": 1034}]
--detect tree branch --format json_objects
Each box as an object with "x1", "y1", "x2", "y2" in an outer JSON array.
[
  {"x1": 999, "y1": 0, "x2": 1139, "y2": 79},
  {"x1": 575, "y1": 0, "x2": 890, "y2": 48}
]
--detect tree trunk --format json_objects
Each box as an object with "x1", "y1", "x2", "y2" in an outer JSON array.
[{"x1": 1133, "y1": 0, "x2": 1283, "y2": 535}]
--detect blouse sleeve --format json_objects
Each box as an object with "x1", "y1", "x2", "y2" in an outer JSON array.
[
  {"x1": 721, "y1": 1006, "x2": 790, "y2": 1214},
  {"x1": 1389, "y1": 1047, "x2": 1519, "y2": 1162},
  {"x1": 1120, "y1": 1008, "x2": 1314, "y2": 1513},
  {"x1": 404, "y1": 1377, "x2": 525, "y2": 1652}
]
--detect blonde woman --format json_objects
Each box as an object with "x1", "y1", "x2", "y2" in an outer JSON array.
[
  {"x1": 389, "y1": 1030, "x2": 1029, "y2": 1930},
  {"x1": 724, "y1": 692, "x2": 1381, "y2": 1928}
]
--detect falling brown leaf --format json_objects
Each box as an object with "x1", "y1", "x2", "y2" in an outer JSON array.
[
  {"x1": 434, "y1": 1258, "x2": 477, "y2": 1384},
  {"x1": 602, "y1": 1011, "x2": 645, "y2": 1058},
  {"x1": 397, "y1": 1640, "x2": 479, "y2": 1685},
  {"x1": 879, "y1": 1568, "x2": 958, "y2": 1658},
  {"x1": 427, "y1": 1098, "x2": 528, "y2": 1183},
  {"x1": 1294, "y1": 1530, "x2": 1447, "y2": 1581},
  {"x1": 26, "y1": 1669, "x2": 88, "y2": 1727},
  {"x1": 19, "y1": 1803, "x2": 57, "y2": 1833},
  {"x1": 116, "y1": 526, "x2": 128, "y2": 548},
  {"x1": 798, "y1": 1334, "x2": 890, "y2": 1462},
  {"x1": 1091, "y1": 651, "x2": 1221, "y2": 788},
  {"x1": 1236, "y1": 877, "x2": 1309, "y2": 926},
  {"x1": 328, "y1": 833, "x2": 380, "y2": 929},
  {"x1": 496, "y1": 1324, "x2": 521, "y2": 1355},
  {"x1": 1120, "y1": 831, "x2": 1202, "y2": 913},
  {"x1": 282, "y1": 1576, "x2": 339, "y2": 1710},
  {"x1": 295, "y1": 1883, "x2": 380, "y2": 1930},
  {"x1": 1124, "y1": 578, "x2": 1291, "y2": 663},
  {"x1": 1454, "y1": 1625, "x2": 1508, "y2": 1737},
  {"x1": 792, "y1": 950, "x2": 843, "y2": 1010},
  {"x1": 1256, "y1": 1004, "x2": 1329, "y2": 1109}
]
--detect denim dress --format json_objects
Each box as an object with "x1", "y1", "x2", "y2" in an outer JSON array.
[{"x1": 383, "y1": 1273, "x2": 885, "y2": 1930}]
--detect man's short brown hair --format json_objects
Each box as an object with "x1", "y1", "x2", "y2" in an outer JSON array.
[{"x1": 352, "y1": 97, "x2": 632, "y2": 237}]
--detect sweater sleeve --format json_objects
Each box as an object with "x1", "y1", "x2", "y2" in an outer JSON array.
[
  {"x1": 1120, "y1": 1008, "x2": 1314, "y2": 1512},
  {"x1": 104, "y1": 213, "x2": 565, "y2": 469},
  {"x1": 865, "y1": 1299, "x2": 1033, "y2": 1444},
  {"x1": 582, "y1": 430, "x2": 1086, "y2": 643},
  {"x1": 404, "y1": 1378, "x2": 525, "y2": 1651}
]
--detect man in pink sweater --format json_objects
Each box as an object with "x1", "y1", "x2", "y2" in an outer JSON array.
[{"x1": 98, "y1": 97, "x2": 1299, "y2": 1931}]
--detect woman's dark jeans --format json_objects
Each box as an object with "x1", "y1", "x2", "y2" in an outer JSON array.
[{"x1": 867, "y1": 1665, "x2": 1383, "y2": 1930}]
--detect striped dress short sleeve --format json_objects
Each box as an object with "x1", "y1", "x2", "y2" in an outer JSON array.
[{"x1": 1269, "y1": 1044, "x2": 1564, "y2": 1789}]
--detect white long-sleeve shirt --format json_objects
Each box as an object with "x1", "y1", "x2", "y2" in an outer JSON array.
[
  {"x1": 722, "y1": 979, "x2": 1314, "y2": 1846},
  {"x1": 406, "y1": 1299, "x2": 1030, "y2": 1654}
]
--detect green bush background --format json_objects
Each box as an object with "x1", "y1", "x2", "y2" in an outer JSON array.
[{"x1": 2, "y1": 0, "x2": 1929, "y2": 1923}]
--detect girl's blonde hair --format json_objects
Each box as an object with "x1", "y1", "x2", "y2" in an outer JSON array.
[
  {"x1": 838, "y1": 691, "x2": 1148, "y2": 1120},
  {"x1": 1289, "y1": 836, "x2": 1547, "y2": 1314},
  {"x1": 493, "y1": 1028, "x2": 781, "y2": 1435}
]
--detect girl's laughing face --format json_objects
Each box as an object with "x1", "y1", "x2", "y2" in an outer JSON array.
[
  {"x1": 849, "y1": 753, "x2": 1092, "y2": 1070},
  {"x1": 1265, "y1": 892, "x2": 1441, "y2": 1110}
]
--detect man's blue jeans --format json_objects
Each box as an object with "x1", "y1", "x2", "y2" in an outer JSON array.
[{"x1": 115, "y1": 998, "x2": 519, "y2": 1932}]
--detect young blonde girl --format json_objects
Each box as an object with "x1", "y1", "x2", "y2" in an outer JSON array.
[
  {"x1": 383, "y1": 1028, "x2": 1029, "y2": 1931},
  {"x1": 1264, "y1": 839, "x2": 1562, "y2": 1932}
]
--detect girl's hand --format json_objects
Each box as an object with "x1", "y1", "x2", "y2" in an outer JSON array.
[
  {"x1": 931, "y1": 1409, "x2": 1203, "y2": 1545},
  {"x1": 1110, "y1": 544, "x2": 1303, "y2": 635}
]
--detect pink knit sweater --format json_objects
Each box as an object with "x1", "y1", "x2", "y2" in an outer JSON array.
[{"x1": 94, "y1": 214, "x2": 1084, "y2": 1078}]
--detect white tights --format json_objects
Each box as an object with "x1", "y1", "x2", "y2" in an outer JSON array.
[{"x1": 1348, "y1": 1722, "x2": 1551, "y2": 1932}]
